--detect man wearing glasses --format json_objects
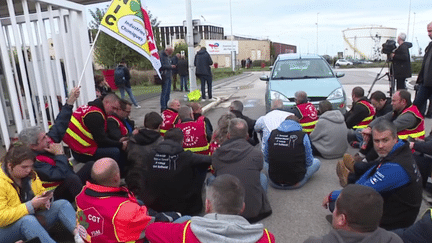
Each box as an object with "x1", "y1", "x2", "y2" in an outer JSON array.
[{"x1": 107, "y1": 99, "x2": 135, "y2": 141}]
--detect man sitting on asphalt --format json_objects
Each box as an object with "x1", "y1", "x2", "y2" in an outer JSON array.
[
  {"x1": 353, "y1": 90, "x2": 425, "y2": 164},
  {"x1": 370, "y1": 90, "x2": 393, "y2": 118},
  {"x1": 159, "y1": 98, "x2": 181, "y2": 136},
  {"x1": 18, "y1": 87, "x2": 92, "y2": 203},
  {"x1": 254, "y1": 99, "x2": 293, "y2": 154},
  {"x1": 190, "y1": 102, "x2": 213, "y2": 134},
  {"x1": 145, "y1": 174, "x2": 275, "y2": 243},
  {"x1": 175, "y1": 106, "x2": 212, "y2": 155},
  {"x1": 212, "y1": 118, "x2": 272, "y2": 223},
  {"x1": 288, "y1": 91, "x2": 318, "y2": 134},
  {"x1": 344, "y1": 86, "x2": 376, "y2": 147},
  {"x1": 126, "y1": 111, "x2": 164, "y2": 198},
  {"x1": 107, "y1": 99, "x2": 135, "y2": 141},
  {"x1": 324, "y1": 120, "x2": 422, "y2": 230},
  {"x1": 63, "y1": 93, "x2": 127, "y2": 165},
  {"x1": 265, "y1": 115, "x2": 321, "y2": 189},
  {"x1": 229, "y1": 100, "x2": 259, "y2": 145},
  {"x1": 140, "y1": 128, "x2": 211, "y2": 216},
  {"x1": 305, "y1": 184, "x2": 403, "y2": 243},
  {"x1": 76, "y1": 158, "x2": 181, "y2": 243}
]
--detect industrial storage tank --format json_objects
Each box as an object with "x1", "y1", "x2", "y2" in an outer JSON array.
[{"x1": 342, "y1": 26, "x2": 397, "y2": 60}]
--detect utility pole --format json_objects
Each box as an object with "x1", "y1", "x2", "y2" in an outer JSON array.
[
  {"x1": 230, "y1": 0, "x2": 235, "y2": 72},
  {"x1": 316, "y1": 12, "x2": 319, "y2": 55},
  {"x1": 186, "y1": 0, "x2": 197, "y2": 91}
]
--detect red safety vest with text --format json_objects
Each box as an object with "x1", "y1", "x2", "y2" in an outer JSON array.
[
  {"x1": 353, "y1": 100, "x2": 376, "y2": 129},
  {"x1": 160, "y1": 109, "x2": 179, "y2": 136},
  {"x1": 63, "y1": 105, "x2": 107, "y2": 156},
  {"x1": 108, "y1": 115, "x2": 128, "y2": 137},
  {"x1": 76, "y1": 183, "x2": 148, "y2": 243},
  {"x1": 397, "y1": 105, "x2": 425, "y2": 140},
  {"x1": 296, "y1": 102, "x2": 318, "y2": 134},
  {"x1": 175, "y1": 116, "x2": 210, "y2": 155}
]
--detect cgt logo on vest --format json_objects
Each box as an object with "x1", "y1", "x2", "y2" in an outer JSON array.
[{"x1": 79, "y1": 208, "x2": 104, "y2": 238}]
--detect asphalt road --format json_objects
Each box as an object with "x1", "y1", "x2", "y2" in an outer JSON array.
[
  {"x1": 55, "y1": 68, "x2": 429, "y2": 242},
  {"x1": 203, "y1": 68, "x2": 430, "y2": 242}
]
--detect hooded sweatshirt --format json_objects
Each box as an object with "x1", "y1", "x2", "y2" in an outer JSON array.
[
  {"x1": 141, "y1": 139, "x2": 211, "y2": 215},
  {"x1": 212, "y1": 138, "x2": 272, "y2": 222},
  {"x1": 303, "y1": 228, "x2": 403, "y2": 243},
  {"x1": 145, "y1": 213, "x2": 275, "y2": 243},
  {"x1": 310, "y1": 110, "x2": 348, "y2": 159}
]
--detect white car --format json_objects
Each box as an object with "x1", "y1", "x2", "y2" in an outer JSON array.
[{"x1": 335, "y1": 59, "x2": 353, "y2": 66}]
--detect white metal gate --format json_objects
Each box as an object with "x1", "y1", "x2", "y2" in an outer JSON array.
[{"x1": 0, "y1": 0, "x2": 96, "y2": 149}]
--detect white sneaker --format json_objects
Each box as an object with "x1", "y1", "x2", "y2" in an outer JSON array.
[
  {"x1": 135, "y1": 105, "x2": 141, "y2": 108},
  {"x1": 208, "y1": 97, "x2": 217, "y2": 101}
]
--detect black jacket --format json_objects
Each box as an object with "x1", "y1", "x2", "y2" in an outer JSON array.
[
  {"x1": 116, "y1": 64, "x2": 131, "y2": 88},
  {"x1": 391, "y1": 42, "x2": 412, "y2": 79},
  {"x1": 231, "y1": 110, "x2": 259, "y2": 145},
  {"x1": 177, "y1": 58, "x2": 188, "y2": 76},
  {"x1": 84, "y1": 99, "x2": 122, "y2": 148},
  {"x1": 194, "y1": 48, "x2": 213, "y2": 76},
  {"x1": 159, "y1": 50, "x2": 173, "y2": 79},
  {"x1": 375, "y1": 99, "x2": 393, "y2": 118},
  {"x1": 107, "y1": 113, "x2": 135, "y2": 141},
  {"x1": 140, "y1": 139, "x2": 211, "y2": 215},
  {"x1": 344, "y1": 97, "x2": 372, "y2": 129},
  {"x1": 416, "y1": 42, "x2": 432, "y2": 87}
]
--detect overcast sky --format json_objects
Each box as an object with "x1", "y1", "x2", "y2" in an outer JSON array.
[{"x1": 86, "y1": 0, "x2": 432, "y2": 57}]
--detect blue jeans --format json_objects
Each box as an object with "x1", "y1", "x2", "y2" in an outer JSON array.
[
  {"x1": 160, "y1": 76, "x2": 172, "y2": 110},
  {"x1": 269, "y1": 158, "x2": 321, "y2": 190},
  {"x1": 180, "y1": 75, "x2": 189, "y2": 91},
  {"x1": 0, "y1": 199, "x2": 76, "y2": 243},
  {"x1": 413, "y1": 84, "x2": 432, "y2": 115},
  {"x1": 119, "y1": 86, "x2": 138, "y2": 106},
  {"x1": 199, "y1": 74, "x2": 212, "y2": 99}
]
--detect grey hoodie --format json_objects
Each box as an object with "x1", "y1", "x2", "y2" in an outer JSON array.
[
  {"x1": 303, "y1": 228, "x2": 403, "y2": 243},
  {"x1": 310, "y1": 110, "x2": 348, "y2": 159},
  {"x1": 190, "y1": 214, "x2": 265, "y2": 243}
]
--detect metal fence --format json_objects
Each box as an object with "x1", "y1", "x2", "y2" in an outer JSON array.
[{"x1": 0, "y1": 0, "x2": 95, "y2": 149}]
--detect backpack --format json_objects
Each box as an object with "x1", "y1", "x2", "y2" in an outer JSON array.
[{"x1": 114, "y1": 66, "x2": 126, "y2": 86}]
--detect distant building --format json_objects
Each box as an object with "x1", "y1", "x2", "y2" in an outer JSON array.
[
  {"x1": 158, "y1": 22, "x2": 296, "y2": 68},
  {"x1": 156, "y1": 20, "x2": 224, "y2": 47}
]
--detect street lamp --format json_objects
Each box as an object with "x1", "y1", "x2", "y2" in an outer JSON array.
[{"x1": 316, "y1": 12, "x2": 319, "y2": 55}]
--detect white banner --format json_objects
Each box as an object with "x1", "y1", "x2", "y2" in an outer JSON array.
[{"x1": 206, "y1": 40, "x2": 238, "y2": 55}]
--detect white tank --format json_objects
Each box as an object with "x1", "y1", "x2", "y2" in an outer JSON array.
[{"x1": 342, "y1": 26, "x2": 397, "y2": 60}]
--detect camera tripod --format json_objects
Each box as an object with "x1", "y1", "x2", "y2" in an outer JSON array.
[{"x1": 367, "y1": 60, "x2": 395, "y2": 98}]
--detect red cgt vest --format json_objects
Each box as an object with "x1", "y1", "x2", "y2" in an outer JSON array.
[
  {"x1": 76, "y1": 183, "x2": 147, "y2": 243},
  {"x1": 353, "y1": 100, "x2": 376, "y2": 129},
  {"x1": 397, "y1": 105, "x2": 425, "y2": 140},
  {"x1": 175, "y1": 116, "x2": 210, "y2": 155},
  {"x1": 63, "y1": 105, "x2": 107, "y2": 156},
  {"x1": 160, "y1": 109, "x2": 179, "y2": 136},
  {"x1": 108, "y1": 115, "x2": 128, "y2": 137},
  {"x1": 296, "y1": 102, "x2": 318, "y2": 134}
]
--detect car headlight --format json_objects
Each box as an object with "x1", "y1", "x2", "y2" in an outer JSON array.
[
  {"x1": 327, "y1": 87, "x2": 344, "y2": 100},
  {"x1": 270, "y1": 91, "x2": 290, "y2": 101}
]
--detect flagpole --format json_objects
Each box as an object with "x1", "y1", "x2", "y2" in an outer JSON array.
[{"x1": 77, "y1": 28, "x2": 101, "y2": 87}]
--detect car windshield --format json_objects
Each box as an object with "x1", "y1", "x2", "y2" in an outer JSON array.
[{"x1": 271, "y1": 59, "x2": 334, "y2": 79}]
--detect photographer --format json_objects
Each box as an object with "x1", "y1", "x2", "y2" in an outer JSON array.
[{"x1": 390, "y1": 33, "x2": 412, "y2": 90}]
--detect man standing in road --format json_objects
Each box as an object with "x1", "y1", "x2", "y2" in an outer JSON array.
[
  {"x1": 114, "y1": 59, "x2": 140, "y2": 108},
  {"x1": 159, "y1": 46, "x2": 176, "y2": 111},
  {"x1": 391, "y1": 33, "x2": 412, "y2": 90},
  {"x1": 413, "y1": 21, "x2": 432, "y2": 115},
  {"x1": 194, "y1": 47, "x2": 213, "y2": 101},
  {"x1": 171, "y1": 53, "x2": 180, "y2": 91}
]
